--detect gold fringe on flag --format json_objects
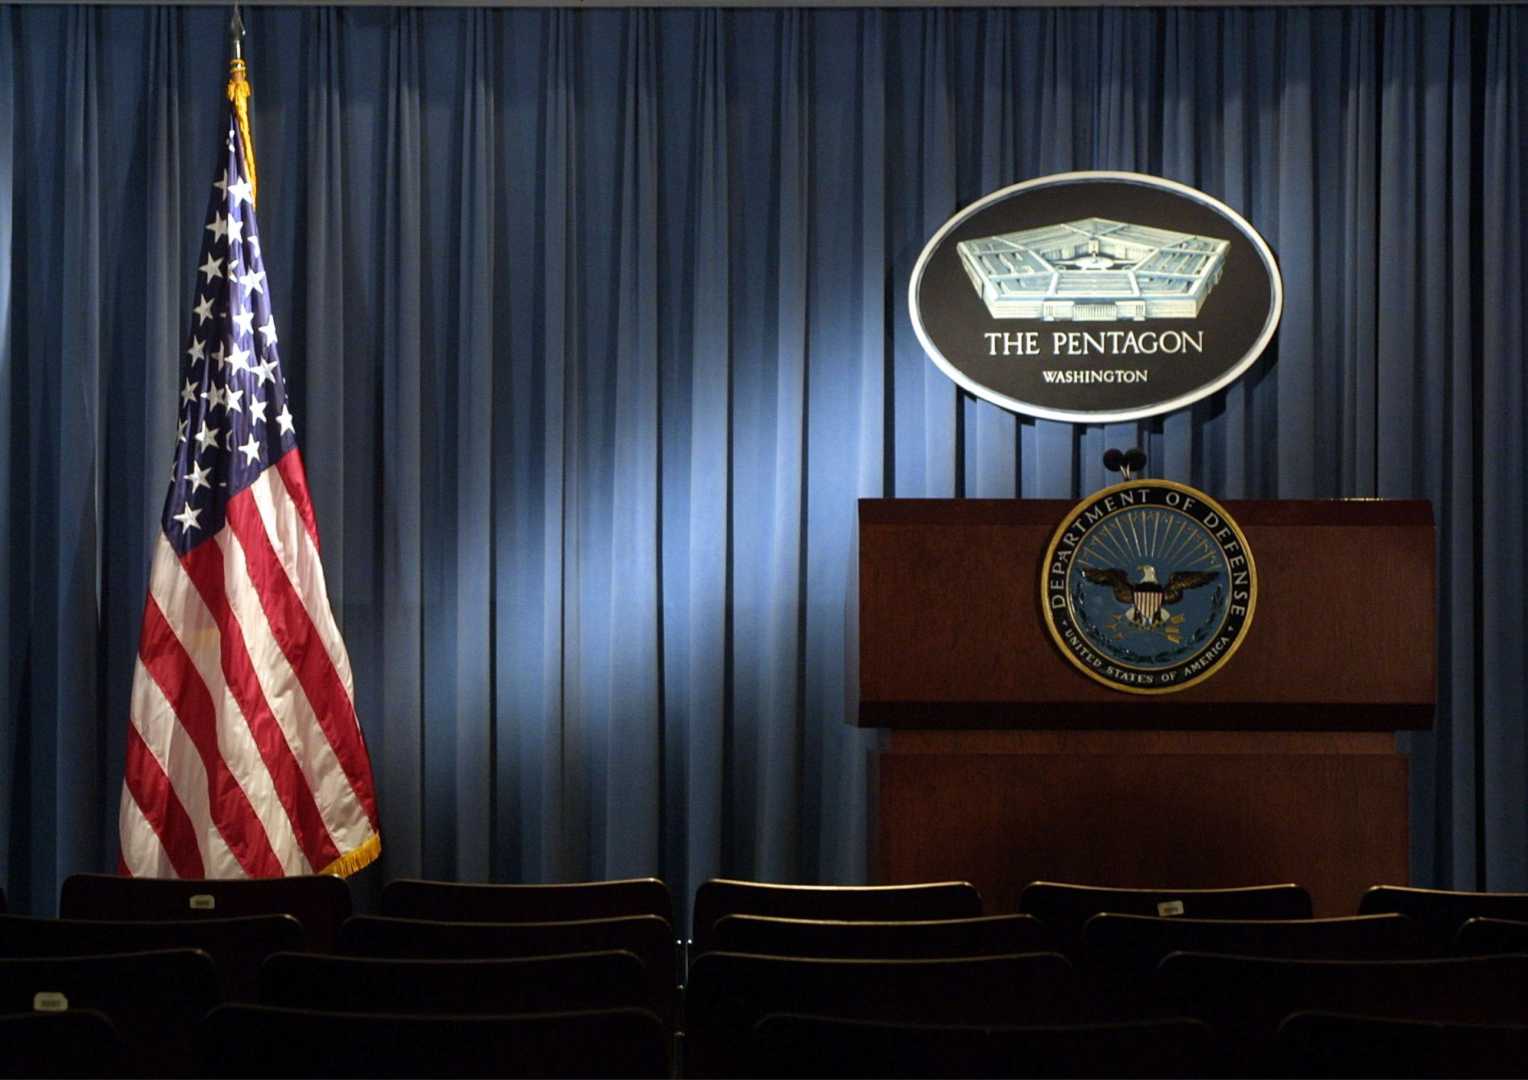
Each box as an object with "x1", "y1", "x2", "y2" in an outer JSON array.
[
  {"x1": 226, "y1": 58, "x2": 258, "y2": 208},
  {"x1": 320, "y1": 832, "x2": 382, "y2": 879}
]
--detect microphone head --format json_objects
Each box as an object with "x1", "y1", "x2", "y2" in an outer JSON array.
[
  {"x1": 1102, "y1": 449, "x2": 1124, "y2": 472},
  {"x1": 1123, "y1": 447, "x2": 1148, "y2": 472}
]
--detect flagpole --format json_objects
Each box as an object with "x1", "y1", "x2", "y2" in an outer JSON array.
[{"x1": 227, "y1": 4, "x2": 257, "y2": 208}]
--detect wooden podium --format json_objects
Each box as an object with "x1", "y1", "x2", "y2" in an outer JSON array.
[{"x1": 857, "y1": 498, "x2": 1434, "y2": 917}]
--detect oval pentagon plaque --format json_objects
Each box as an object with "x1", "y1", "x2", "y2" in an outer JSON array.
[
  {"x1": 910, "y1": 172, "x2": 1283, "y2": 423},
  {"x1": 1042, "y1": 479, "x2": 1257, "y2": 694}
]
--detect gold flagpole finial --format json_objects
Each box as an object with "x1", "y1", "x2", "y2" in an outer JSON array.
[{"x1": 226, "y1": 3, "x2": 258, "y2": 208}]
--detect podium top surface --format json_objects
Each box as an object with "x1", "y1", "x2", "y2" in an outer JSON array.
[
  {"x1": 860, "y1": 497, "x2": 1433, "y2": 527},
  {"x1": 857, "y1": 497, "x2": 1435, "y2": 732}
]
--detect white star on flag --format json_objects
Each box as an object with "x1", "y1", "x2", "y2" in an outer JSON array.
[
  {"x1": 187, "y1": 460, "x2": 212, "y2": 493},
  {"x1": 225, "y1": 342, "x2": 252, "y2": 373},
  {"x1": 172, "y1": 502, "x2": 203, "y2": 533},
  {"x1": 237, "y1": 431, "x2": 263, "y2": 465},
  {"x1": 193, "y1": 418, "x2": 220, "y2": 454}
]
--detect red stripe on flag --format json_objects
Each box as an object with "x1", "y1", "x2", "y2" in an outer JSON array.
[
  {"x1": 138, "y1": 594, "x2": 285, "y2": 878},
  {"x1": 274, "y1": 449, "x2": 322, "y2": 554},
  {"x1": 177, "y1": 538, "x2": 345, "y2": 874},
  {"x1": 223, "y1": 487, "x2": 379, "y2": 828},
  {"x1": 122, "y1": 719, "x2": 206, "y2": 879}
]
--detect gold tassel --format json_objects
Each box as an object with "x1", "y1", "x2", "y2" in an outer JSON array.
[
  {"x1": 320, "y1": 832, "x2": 381, "y2": 879},
  {"x1": 226, "y1": 58, "x2": 258, "y2": 208}
]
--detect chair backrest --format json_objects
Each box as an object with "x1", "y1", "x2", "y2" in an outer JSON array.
[
  {"x1": 712, "y1": 913, "x2": 1055, "y2": 960},
  {"x1": 751, "y1": 1013, "x2": 1215, "y2": 1080},
  {"x1": 1455, "y1": 916, "x2": 1528, "y2": 956},
  {"x1": 0, "y1": 949, "x2": 219, "y2": 1077},
  {"x1": 380, "y1": 877, "x2": 673, "y2": 924},
  {"x1": 0, "y1": 913, "x2": 305, "y2": 1003},
  {"x1": 1159, "y1": 952, "x2": 1528, "y2": 1049},
  {"x1": 1359, "y1": 885, "x2": 1528, "y2": 952},
  {"x1": 260, "y1": 949, "x2": 649, "y2": 1016},
  {"x1": 684, "y1": 951, "x2": 1075, "y2": 1077},
  {"x1": 0, "y1": 1008, "x2": 125, "y2": 1079},
  {"x1": 336, "y1": 914, "x2": 676, "y2": 1022},
  {"x1": 1084, "y1": 912, "x2": 1428, "y2": 976},
  {"x1": 60, "y1": 873, "x2": 351, "y2": 953},
  {"x1": 1277, "y1": 1010, "x2": 1528, "y2": 1079},
  {"x1": 1020, "y1": 881, "x2": 1313, "y2": 952},
  {"x1": 691, "y1": 879, "x2": 982, "y2": 955},
  {"x1": 197, "y1": 1004, "x2": 669, "y2": 1079}
]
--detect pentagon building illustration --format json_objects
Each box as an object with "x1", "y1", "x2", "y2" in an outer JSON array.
[{"x1": 955, "y1": 218, "x2": 1230, "y2": 321}]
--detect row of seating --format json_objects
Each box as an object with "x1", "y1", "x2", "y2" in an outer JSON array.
[
  {"x1": 4, "y1": 876, "x2": 1528, "y2": 1077},
  {"x1": 30, "y1": 873, "x2": 1528, "y2": 953},
  {"x1": 0, "y1": 1002, "x2": 668, "y2": 1079}
]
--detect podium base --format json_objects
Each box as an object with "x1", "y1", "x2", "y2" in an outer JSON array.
[{"x1": 875, "y1": 731, "x2": 1408, "y2": 918}]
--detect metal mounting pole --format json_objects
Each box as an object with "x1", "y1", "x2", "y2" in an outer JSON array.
[{"x1": 229, "y1": 4, "x2": 245, "y2": 61}]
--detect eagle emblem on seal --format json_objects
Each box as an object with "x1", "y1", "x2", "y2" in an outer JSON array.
[{"x1": 1082, "y1": 565, "x2": 1219, "y2": 627}]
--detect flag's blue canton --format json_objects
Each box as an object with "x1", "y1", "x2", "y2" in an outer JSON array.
[{"x1": 162, "y1": 108, "x2": 298, "y2": 557}]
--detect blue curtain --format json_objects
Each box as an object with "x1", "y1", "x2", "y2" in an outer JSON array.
[{"x1": 2, "y1": 5, "x2": 1524, "y2": 917}]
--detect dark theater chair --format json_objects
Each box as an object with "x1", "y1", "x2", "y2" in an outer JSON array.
[
  {"x1": 60, "y1": 872, "x2": 351, "y2": 953},
  {"x1": 1084, "y1": 911, "x2": 1428, "y2": 973},
  {"x1": 712, "y1": 912, "x2": 1055, "y2": 960},
  {"x1": 0, "y1": 1009, "x2": 125, "y2": 1079},
  {"x1": 1159, "y1": 951, "x2": 1528, "y2": 1076},
  {"x1": 1082, "y1": 911, "x2": 1428, "y2": 1019},
  {"x1": 1276, "y1": 1010, "x2": 1528, "y2": 1079},
  {"x1": 0, "y1": 949, "x2": 219, "y2": 1077},
  {"x1": 261, "y1": 949, "x2": 650, "y2": 1016},
  {"x1": 0, "y1": 913, "x2": 305, "y2": 1002},
  {"x1": 751, "y1": 1013, "x2": 1215, "y2": 1079},
  {"x1": 1455, "y1": 916, "x2": 1528, "y2": 955},
  {"x1": 690, "y1": 879, "x2": 982, "y2": 957},
  {"x1": 1020, "y1": 881, "x2": 1313, "y2": 954},
  {"x1": 380, "y1": 877, "x2": 673, "y2": 925},
  {"x1": 1359, "y1": 885, "x2": 1528, "y2": 953},
  {"x1": 684, "y1": 950, "x2": 1076, "y2": 1077},
  {"x1": 337, "y1": 913, "x2": 676, "y2": 1023},
  {"x1": 197, "y1": 1004, "x2": 669, "y2": 1079}
]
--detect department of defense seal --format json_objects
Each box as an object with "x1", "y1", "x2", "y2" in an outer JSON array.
[{"x1": 1042, "y1": 480, "x2": 1256, "y2": 694}]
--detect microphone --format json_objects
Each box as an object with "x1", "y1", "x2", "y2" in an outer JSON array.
[{"x1": 1103, "y1": 447, "x2": 1147, "y2": 481}]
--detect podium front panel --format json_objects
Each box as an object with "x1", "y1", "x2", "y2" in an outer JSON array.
[{"x1": 858, "y1": 498, "x2": 1434, "y2": 730}]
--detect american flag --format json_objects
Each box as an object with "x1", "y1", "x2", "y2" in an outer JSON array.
[{"x1": 118, "y1": 72, "x2": 380, "y2": 879}]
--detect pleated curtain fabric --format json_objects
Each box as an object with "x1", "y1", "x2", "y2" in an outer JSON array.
[{"x1": 0, "y1": 6, "x2": 1524, "y2": 918}]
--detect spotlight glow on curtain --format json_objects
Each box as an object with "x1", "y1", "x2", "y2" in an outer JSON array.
[{"x1": 1, "y1": 5, "x2": 1524, "y2": 917}]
